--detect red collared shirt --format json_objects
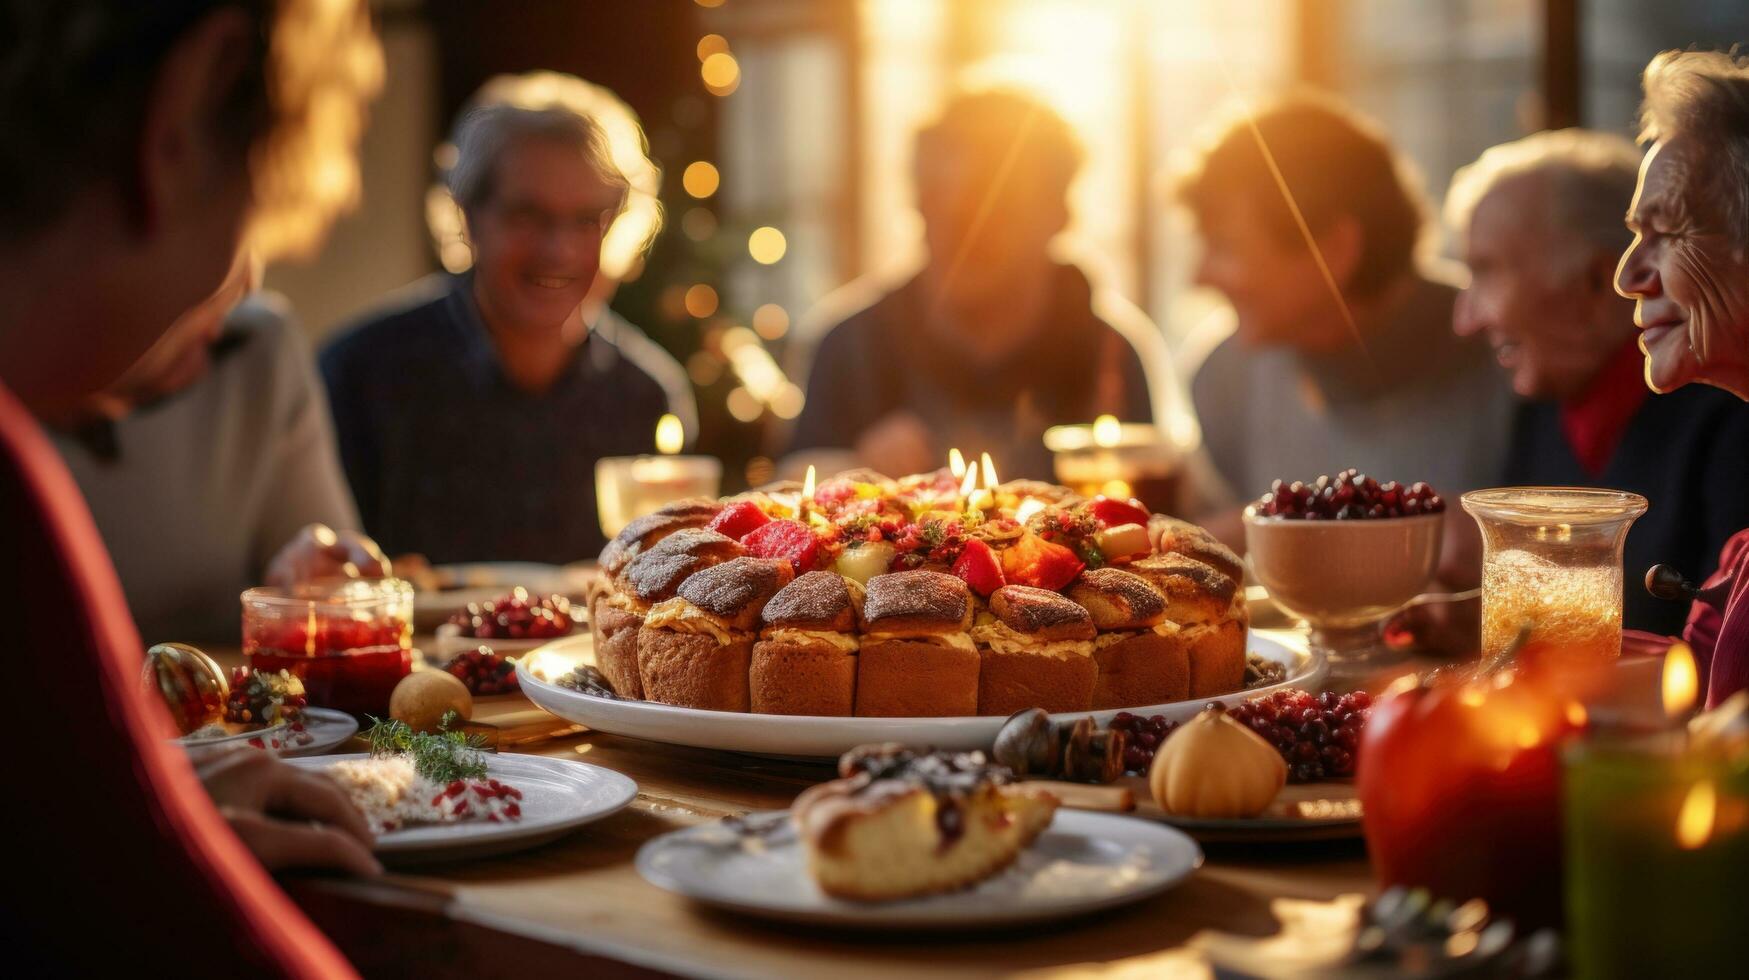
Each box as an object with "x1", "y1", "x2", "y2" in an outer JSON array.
[{"x1": 1559, "y1": 340, "x2": 1652, "y2": 477}]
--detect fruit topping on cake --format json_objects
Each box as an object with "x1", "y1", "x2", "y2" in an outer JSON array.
[
  {"x1": 706, "y1": 499, "x2": 773, "y2": 541},
  {"x1": 950, "y1": 538, "x2": 1007, "y2": 597},
  {"x1": 742, "y1": 519, "x2": 821, "y2": 573},
  {"x1": 1086, "y1": 495, "x2": 1151, "y2": 529},
  {"x1": 792, "y1": 743, "x2": 1058, "y2": 901},
  {"x1": 1000, "y1": 532, "x2": 1085, "y2": 591}
]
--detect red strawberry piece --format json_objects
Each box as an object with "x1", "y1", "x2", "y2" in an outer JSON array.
[
  {"x1": 706, "y1": 500, "x2": 772, "y2": 541},
  {"x1": 1087, "y1": 495, "x2": 1151, "y2": 529},
  {"x1": 742, "y1": 519, "x2": 819, "y2": 573},
  {"x1": 1000, "y1": 533, "x2": 1085, "y2": 592},
  {"x1": 951, "y1": 538, "x2": 1006, "y2": 596}
]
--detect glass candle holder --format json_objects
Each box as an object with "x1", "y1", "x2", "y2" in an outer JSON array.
[
  {"x1": 1043, "y1": 420, "x2": 1183, "y2": 513},
  {"x1": 595, "y1": 454, "x2": 722, "y2": 539},
  {"x1": 1564, "y1": 734, "x2": 1749, "y2": 977},
  {"x1": 241, "y1": 578, "x2": 413, "y2": 717},
  {"x1": 1462, "y1": 488, "x2": 1647, "y2": 670}
]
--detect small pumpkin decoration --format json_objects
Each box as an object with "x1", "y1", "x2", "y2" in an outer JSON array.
[{"x1": 1149, "y1": 705, "x2": 1286, "y2": 818}]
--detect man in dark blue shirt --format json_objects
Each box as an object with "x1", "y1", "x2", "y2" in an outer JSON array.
[
  {"x1": 1448, "y1": 129, "x2": 1749, "y2": 635},
  {"x1": 321, "y1": 83, "x2": 688, "y2": 563}
]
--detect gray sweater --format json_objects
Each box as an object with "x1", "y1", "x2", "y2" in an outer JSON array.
[
  {"x1": 52, "y1": 297, "x2": 359, "y2": 644},
  {"x1": 1189, "y1": 275, "x2": 1515, "y2": 504}
]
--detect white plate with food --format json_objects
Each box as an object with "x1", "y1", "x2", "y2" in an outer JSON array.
[
  {"x1": 518, "y1": 632, "x2": 1323, "y2": 758},
  {"x1": 175, "y1": 708, "x2": 356, "y2": 755},
  {"x1": 637, "y1": 808, "x2": 1201, "y2": 929},
  {"x1": 285, "y1": 751, "x2": 636, "y2": 862}
]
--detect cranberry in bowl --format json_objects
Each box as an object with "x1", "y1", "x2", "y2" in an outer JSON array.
[
  {"x1": 430, "y1": 587, "x2": 581, "y2": 669},
  {"x1": 1244, "y1": 471, "x2": 1444, "y2": 674},
  {"x1": 241, "y1": 578, "x2": 414, "y2": 718}
]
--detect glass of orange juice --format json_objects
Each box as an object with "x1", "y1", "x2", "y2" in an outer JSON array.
[{"x1": 1463, "y1": 488, "x2": 1648, "y2": 670}]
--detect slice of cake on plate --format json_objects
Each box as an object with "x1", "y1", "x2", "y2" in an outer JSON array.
[{"x1": 792, "y1": 744, "x2": 1059, "y2": 901}]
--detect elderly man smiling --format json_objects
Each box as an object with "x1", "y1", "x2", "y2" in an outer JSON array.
[
  {"x1": 322, "y1": 74, "x2": 691, "y2": 563},
  {"x1": 1447, "y1": 129, "x2": 1749, "y2": 635}
]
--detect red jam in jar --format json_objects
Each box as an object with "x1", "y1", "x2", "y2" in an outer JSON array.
[{"x1": 241, "y1": 579, "x2": 414, "y2": 717}]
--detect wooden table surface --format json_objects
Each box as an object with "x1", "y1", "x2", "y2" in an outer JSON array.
[{"x1": 216, "y1": 637, "x2": 1377, "y2": 979}]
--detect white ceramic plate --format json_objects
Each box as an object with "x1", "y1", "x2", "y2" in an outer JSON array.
[
  {"x1": 518, "y1": 632, "x2": 1324, "y2": 758},
  {"x1": 177, "y1": 708, "x2": 359, "y2": 757},
  {"x1": 278, "y1": 708, "x2": 359, "y2": 757},
  {"x1": 285, "y1": 752, "x2": 636, "y2": 863},
  {"x1": 637, "y1": 808, "x2": 1201, "y2": 929}
]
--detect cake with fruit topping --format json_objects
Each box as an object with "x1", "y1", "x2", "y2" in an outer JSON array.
[
  {"x1": 856, "y1": 570, "x2": 978, "y2": 716},
  {"x1": 638, "y1": 557, "x2": 792, "y2": 711},
  {"x1": 973, "y1": 585, "x2": 1098, "y2": 715},
  {"x1": 1068, "y1": 567, "x2": 1190, "y2": 709},
  {"x1": 792, "y1": 744, "x2": 1058, "y2": 901},
  {"x1": 751, "y1": 571, "x2": 863, "y2": 715},
  {"x1": 588, "y1": 469, "x2": 1250, "y2": 715},
  {"x1": 1129, "y1": 553, "x2": 1247, "y2": 697}
]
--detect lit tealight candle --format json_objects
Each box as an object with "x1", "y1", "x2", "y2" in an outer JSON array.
[
  {"x1": 1043, "y1": 416, "x2": 1183, "y2": 511},
  {"x1": 1563, "y1": 643, "x2": 1748, "y2": 976},
  {"x1": 594, "y1": 414, "x2": 722, "y2": 538}
]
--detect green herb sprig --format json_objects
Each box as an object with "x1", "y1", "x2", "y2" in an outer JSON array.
[{"x1": 363, "y1": 716, "x2": 488, "y2": 784}]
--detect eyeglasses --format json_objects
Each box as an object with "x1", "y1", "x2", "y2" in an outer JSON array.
[{"x1": 489, "y1": 200, "x2": 617, "y2": 240}]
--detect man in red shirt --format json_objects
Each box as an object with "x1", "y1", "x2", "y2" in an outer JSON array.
[{"x1": 0, "y1": 2, "x2": 380, "y2": 973}]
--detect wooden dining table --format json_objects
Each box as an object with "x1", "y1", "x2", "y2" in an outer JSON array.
[{"x1": 213, "y1": 633, "x2": 1378, "y2": 979}]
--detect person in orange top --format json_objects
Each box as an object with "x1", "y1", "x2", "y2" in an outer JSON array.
[
  {"x1": 0, "y1": 1, "x2": 381, "y2": 972},
  {"x1": 1613, "y1": 51, "x2": 1749, "y2": 707}
]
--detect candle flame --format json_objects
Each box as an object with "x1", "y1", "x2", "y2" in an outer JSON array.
[
  {"x1": 980, "y1": 452, "x2": 999, "y2": 490},
  {"x1": 1565, "y1": 702, "x2": 1588, "y2": 728},
  {"x1": 1676, "y1": 779, "x2": 1716, "y2": 850},
  {"x1": 1664, "y1": 641, "x2": 1699, "y2": 719},
  {"x1": 947, "y1": 448, "x2": 966, "y2": 479},
  {"x1": 958, "y1": 462, "x2": 979, "y2": 498},
  {"x1": 801, "y1": 464, "x2": 816, "y2": 501},
  {"x1": 1093, "y1": 414, "x2": 1122, "y2": 448},
  {"x1": 655, "y1": 414, "x2": 684, "y2": 455}
]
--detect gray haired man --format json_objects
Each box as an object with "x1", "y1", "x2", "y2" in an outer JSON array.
[{"x1": 321, "y1": 73, "x2": 691, "y2": 562}]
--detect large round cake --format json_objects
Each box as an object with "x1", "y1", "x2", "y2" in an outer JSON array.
[{"x1": 589, "y1": 469, "x2": 1247, "y2": 717}]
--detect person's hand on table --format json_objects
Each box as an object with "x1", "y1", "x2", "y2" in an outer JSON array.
[
  {"x1": 195, "y1": 748, "x2": 381, "y2": 876},
  {"x1": 265, "y1": 523, "x2": 390, "y2": 587},
  {"x1": 854, "y1": 410, "x2": 938, "y2": 479}
]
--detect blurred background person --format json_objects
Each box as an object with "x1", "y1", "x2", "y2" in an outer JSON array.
[
  {"x1": 321, "y1": 72, "x2": 693, "y2": 564},
  {"x1": 44, "y1": 249, "x2": 387, "y2": 644},
  {"x1": 1614, "y1": 50, "x2": 1749, "y2": 706},
  {"x1": 783, "y1": 88, "x2": 1158, "y2": 480},
  {"x1": 1447, "y1": 128, "x2": 1749, "y2": 637},
  {"x1": 1175, "y1": 95, "x2": 1513, "y2": 588},
  {"x1": 0, "y1": 0, "x2": 381, "y2": 971}
]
